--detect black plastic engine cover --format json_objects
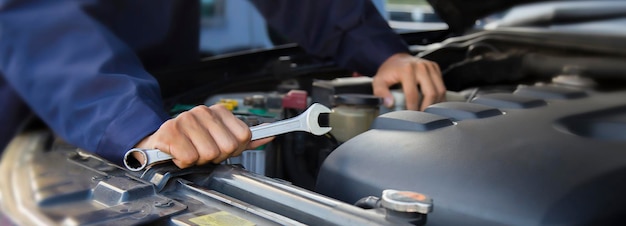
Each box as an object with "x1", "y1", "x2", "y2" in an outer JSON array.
[{"x1": 316, "y1": 85, "x2": 626, "y2": 226}]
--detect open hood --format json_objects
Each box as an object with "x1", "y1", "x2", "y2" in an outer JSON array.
[{"x1": 426, "y1": 0, "x2": 547, "y2": 32}]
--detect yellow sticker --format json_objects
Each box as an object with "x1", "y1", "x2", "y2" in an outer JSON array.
[
  {"x1": 218, "y1": 99, "x2": 239, "y2": 111},
  {"x1": 189, "y1": 211, "x2": 255, "y2": 226}
]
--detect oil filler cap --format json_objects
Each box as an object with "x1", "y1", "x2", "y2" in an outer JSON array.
[{"x1": 381, "y1": 189, "x2": 433, "y2": 214}]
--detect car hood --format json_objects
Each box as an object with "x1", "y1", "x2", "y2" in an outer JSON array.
[{"x1": 426, "y1": 0, "x2": 546, "y2": 32}]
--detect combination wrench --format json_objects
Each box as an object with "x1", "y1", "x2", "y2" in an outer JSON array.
[{"x1": 123, "y1": 103, "x2": 332, "y2": 171}]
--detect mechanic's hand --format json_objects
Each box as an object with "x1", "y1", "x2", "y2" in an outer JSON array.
[
  {"x1": 372, "y1": 53, "x2": 446, "y2": 111},
  {"x1": 134, "y1": 104, "x2": 273, "y2": 169}
]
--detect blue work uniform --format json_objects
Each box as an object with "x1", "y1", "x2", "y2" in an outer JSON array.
[{"x1": 0, "y1": 0, "x2": 409, "y2": 165}]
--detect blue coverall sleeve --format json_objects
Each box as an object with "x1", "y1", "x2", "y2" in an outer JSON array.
[
  {"x1": 0, "y1": 1, "x2": 170, "y2": 165},
  {"x1": 250, "y1": 0, "x2": 410, "y2": 76}
]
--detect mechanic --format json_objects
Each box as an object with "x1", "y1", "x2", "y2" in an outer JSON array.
[{"x1": 0, "y1": 0, "x2": 445, "y2": 169}]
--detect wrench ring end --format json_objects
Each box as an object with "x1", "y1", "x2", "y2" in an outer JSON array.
[{"x1": 124, "y1": 148, "x2": 148, "y2": 171}]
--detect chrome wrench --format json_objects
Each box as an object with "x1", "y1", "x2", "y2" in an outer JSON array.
[{"x1": 124, "y1": 103, "x2": 332, "y2": 171}]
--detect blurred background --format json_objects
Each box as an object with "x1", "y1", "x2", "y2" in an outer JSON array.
[{"x1": 198, "y1": 0, "x2": 444, "y2": 57}]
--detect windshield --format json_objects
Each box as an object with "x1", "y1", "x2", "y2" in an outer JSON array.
[
  {"x1": 199, "y1": 0, "x2": 447, "y2": 56},
  {"x1": 386, "y1": 0, "x2": 448, "y2": 33}
]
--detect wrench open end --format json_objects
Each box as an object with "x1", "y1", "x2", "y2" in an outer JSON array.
[
  {"x1": 304, "y1": 103, "x2": 333, "y2": 135},
  {"x1": 249, "y1": 103, "x2": 333, "y2": 140}
]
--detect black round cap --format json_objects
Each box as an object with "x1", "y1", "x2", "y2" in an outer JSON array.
[{"x1": 334, "y1": 94, "x2": 382, "y2": 107}]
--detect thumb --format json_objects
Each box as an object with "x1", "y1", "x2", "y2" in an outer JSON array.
[
  {"x1": 381, "y1": 95, "x2": 394, "y2": 109},
  {"x1": 247, "y1": 137, "x2": 274, "y2": 149},
  {"x1": 247, "y1": 123, "x2": 274, "y2": 150},
  {"x1": 372, "y1": 80, "x2": 395, "y2": 108}
]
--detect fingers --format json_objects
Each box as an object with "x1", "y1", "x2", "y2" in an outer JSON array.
[
  {"x1": 247, "y1": 137, "x2": 274, "y2": 151},
  {"x1": 151, "y1": 119, "x2": 200, "y2": 168},
  {"x1": 204, "y1": 105, "x2": 251, "y2": 164},
  {"x1": 400, "y1": 63, "x2": 421, "y2": 110},
  {"x1": 134, "y1": 105, "x2": 254, "y2": 169},
  {"x1": 372, "y1": 77, "x2": 395, "y2": 108},
  {"x1": 415, "y1": 62, "x2": 438, "y2": 111},
  {"x1": 372, "y1": 76, "x2": 395, "y2": 108},
  {"x1": 373, "y1": 53, "x2": 414, "y2": 109},
  {"x1": 429, "y1": 63, "x2": 447, "y2": 102},
  {"x1": 170, "y1": 108, "x2": 214, "y2": 166},
  {"x1": 372, "y1": 53, "x2": 446, "y2": 111}
]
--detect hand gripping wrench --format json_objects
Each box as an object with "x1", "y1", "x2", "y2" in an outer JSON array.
[{"x1": 124, "y1": 103, "x2": 332, "y2": 171}]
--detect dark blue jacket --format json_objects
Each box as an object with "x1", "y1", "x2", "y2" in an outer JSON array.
[{"x1": 0, "y1": 0, "x2": 408, "y2": 165}]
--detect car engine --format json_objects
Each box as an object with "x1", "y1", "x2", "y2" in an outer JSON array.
[{"x1": 2, "y1": 6, "x2": 626, "y2": 225}]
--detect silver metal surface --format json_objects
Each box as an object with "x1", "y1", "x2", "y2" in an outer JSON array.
[
  {"x1": 380, "y1": 189, "x2": 433, "y2": 214},
  {"x1": 124, "y1": 148, "x2": 173, "y2": 172},
  {"x1": 123, "y1": 103, "x2": 331, "y2": 171},
  {"x1": 250, "y1": 103, "x2": 332, "y2": 140}
]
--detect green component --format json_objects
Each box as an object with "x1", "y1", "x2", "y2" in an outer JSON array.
[{"x1": 248, "y1": 108, "x2": 267, "y2": 115}]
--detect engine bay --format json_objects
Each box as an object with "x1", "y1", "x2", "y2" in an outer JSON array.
[{"x1": 2, "y1": 26, "x2": 626, "y2": 225}]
